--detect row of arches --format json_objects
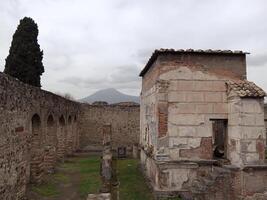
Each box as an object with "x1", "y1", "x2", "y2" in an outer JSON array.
[{"x1": 30, "y1": 113, "x2": 78, "y2": 183}]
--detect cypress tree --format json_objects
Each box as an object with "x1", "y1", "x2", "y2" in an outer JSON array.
[{"x1": 4, "y1": 17, "x2": 44, "y2": 87}]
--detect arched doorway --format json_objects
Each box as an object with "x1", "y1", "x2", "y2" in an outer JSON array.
[{"x1": 30, "y1": 114, "x2": 43, "y2": 183}]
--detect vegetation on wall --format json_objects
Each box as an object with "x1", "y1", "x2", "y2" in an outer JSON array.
[{"x1": 4, "y1": 17, "x2": 44, "y2": 87}]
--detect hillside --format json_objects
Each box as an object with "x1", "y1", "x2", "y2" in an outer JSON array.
[{"x1": 79, "y1": 88, "x2": 140, "y2": 104}]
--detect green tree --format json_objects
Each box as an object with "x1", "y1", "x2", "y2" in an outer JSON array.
[{"x1": 4, "y1": 17, "x2": 44, "y2": 87}]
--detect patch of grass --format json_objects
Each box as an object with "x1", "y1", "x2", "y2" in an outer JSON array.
[
  {"x1": 53, "y1": 173, "x2": 69, "y2": 183},
  {"x1": 160, "y1": 197, "x2": 181, "y2": 200},
  {"x1": 117, "y1": 159, "x2": 154, "y2": 200},
  {"x1": 77, "y1": 156, "x2": 101, "y2": 198},
  {"x1": 32, "y1": 183, "x2": 59, "y2": 197}
]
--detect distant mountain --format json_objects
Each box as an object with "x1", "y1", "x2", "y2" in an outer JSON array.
[{"x1": 79, "y1": 88, "x2": 140, "y2": 104}]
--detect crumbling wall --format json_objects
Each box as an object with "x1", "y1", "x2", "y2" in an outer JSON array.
[
  {"x1": 227, "y1": 92, "x2": 266, "y2": 166},
  {"x1": 0, "y1": 72, "x2": 80, "y2": 200},
  {"x1": 78, "y1": 104, "x2": 139, "y2": 151}
]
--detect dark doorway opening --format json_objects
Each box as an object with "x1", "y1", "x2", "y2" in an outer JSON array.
[{"x1": 211, "y1": 119, "x2": 227, "y2": 159}]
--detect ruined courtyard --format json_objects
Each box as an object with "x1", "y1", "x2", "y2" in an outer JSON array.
[{"x1": 1, "y1": 48, "x2": 267, "y2": 200}]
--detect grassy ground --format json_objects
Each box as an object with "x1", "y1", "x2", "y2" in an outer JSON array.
[
  {"x1": 27, "y1": 155, "x2": 101, "y2": 200},
  {"x1": 28, "y1": 154, "x2": 181, "y2": 200},
  {"x1": 117, "y1": 159, "x2": 154, "y2": 200}
]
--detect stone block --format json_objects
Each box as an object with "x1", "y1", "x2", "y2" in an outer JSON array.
[
  {"x1": 169, "y1": 103, "x2": 195, "y2": 114},
  {"x1": 204, "y1": 92, "x2": 222, "y2": 102},
  {"x1": 178, "y1": 126, "x2": 196, "y2": 137},
  {"x1": 229, "y1": 100, "x2": 242, "y2": 114},
  {"x1": 213, "y1": 103, "x2": 228, "y2": 114},
  {"x1": 170, "y1": 137, "x2": 187, "y2": 148},
  {"x1": 195, "y1": 103, "x2": 213, "y2": 114},
  {"x1": 169, "y1": 114, "x2": 205, "y2": 125},
  {"x1": 187, "y1": 138, "x2": 202, "y2": 148},
  {"x1": 228, "y1": 113, "x2": 241, "y2": 126},
  {"x1": 242, "y1": 100, "x2": 256, "y2": 113},
  {"x1": 159, "y1": 67, "x2": 193, "y2": 80},
  {"x1": 255, "y1": 113, "x2": 264, "y2": 126},
  {"x1": 168, "y1": 91, "x2": 186, "y2": 102},
  {"x1": 168, "y1": 124, "x2": 179, "y2": 137},
  {"x1": 212, "y1": 81, "x2": 227, "y2": 92},
  {"x1": 157, "y1": 93, "x2": 168, "y2": 101},
  {"x1": 186, "y1": 92, "x2": 204, "y2": 102},
  {"x1": 241, "y1": 113, "x2": 255, "y2": 126},
  {"x1": 193, "y1": 81, "x2": 212, "y2": 91},
  {"x1": 169, "y1": 148, "x2": 180, "y2": 160},
  {"x1": 254, "y1": 100, "x2": 263, "y2": 113},
  {"x1": 168, "y1": 81, "x2": 179, "y2": 91},
  {"x1": 228, "y1": 126, "x2": 242, "y2": 139},
  {"x1": 196, "y1": 125, "x2": 212, "y2": 137},
  {"x1": 178, "y1": 80, "x2": 195, "y2": 91}
]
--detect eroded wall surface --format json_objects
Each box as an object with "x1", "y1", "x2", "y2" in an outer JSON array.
[
  {"x1": 79, "y1": 104, "x2": 140, "y2": 151},
  {"x1": 0, "y1": 72, "x2": 80, "y2": 200},
  {"x1": 140, "y1": 52, "x2": 267, "y2": 199}
]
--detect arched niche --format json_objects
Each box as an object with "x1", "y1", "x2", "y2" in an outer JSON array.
[
  {"x1": 57, "y1": 115, "x2": 66, "y2": 160},
  {"x1": 30, "y1": 113, "x2": 43, "y2": 183},
  {"x1": 44, "y1": 114, "x2": 57, "y2": 172},
  {"x1": 47, "y1": 115, "x2": 54, "y2": 127},
  {"x1": 59, "y1": 115, "x2": 65, "y2": 126},
  {"x1": 68, "y1": 115, "x2": 72, "y2": 124},
  {"x1": 66, "y1": 115, "x2": 73, "y2": 155}
]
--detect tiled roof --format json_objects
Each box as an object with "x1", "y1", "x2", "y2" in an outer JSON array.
[
  {"x1": 139, "y1": 48, "x2": 249, "y2": 77},
  {"x1": 226, "y1": 80, "x2": 266, "y2": 98}
]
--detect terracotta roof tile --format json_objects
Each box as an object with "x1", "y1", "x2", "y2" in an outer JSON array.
[
  {"x1": 226, "y1": 80, "x2": 266, "y2": 98},
  {"x1": 139, "y1": 48, "x2": 249, "y2": 77}
]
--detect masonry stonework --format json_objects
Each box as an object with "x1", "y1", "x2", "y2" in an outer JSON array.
[
  {"x1": 78, "y1": 103, "x2": 140, "y2": 152},
  {"x1": 0, "y1": 72, "x2": 80, "y2": 200},
  {"x1": 140, "y1": 49, "x2": 267, "y2": 200}
]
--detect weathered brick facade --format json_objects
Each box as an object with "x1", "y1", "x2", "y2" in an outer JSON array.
[
  {"x1": 78, "y1": 103, "x2": 140, "y2": 152},
  {"x1": 0, "y1": 72, "x2": 80, "y2": 199},
  {"x1": 140, "y1": 49, "x2": 267, "y2": 200}
]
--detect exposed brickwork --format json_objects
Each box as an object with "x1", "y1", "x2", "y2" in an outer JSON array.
[
  {"x1": 78, "y1": 103, "x2": 139, "y2": 151},
  {"x1": 0, "y1": 72, "x2": 79, "y2": 200},
  {"x1": 140, "y1": 49, "x2": 267, "y2": 199},
  {"x1": 158, "y1": 102, "x2": 168, "y2": 138}
]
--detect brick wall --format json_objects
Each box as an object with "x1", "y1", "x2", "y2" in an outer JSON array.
[
  {"x1": 0, "y1": 72, "x2": 79, "y2": 199},
  {"x1": 78, "y1": 104, "x2": 140, "y2": 151}
]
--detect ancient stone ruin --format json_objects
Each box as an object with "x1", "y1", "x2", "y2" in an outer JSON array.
[
  {"x1": 139, "y1": 49, "x2": 267, "y2": 199},
  {"x1": 1, "y1": 48, "x2": 267, "y2": 200},
  {"x1": 0, "y1": 72, "x2": 139, "y2": 200}
]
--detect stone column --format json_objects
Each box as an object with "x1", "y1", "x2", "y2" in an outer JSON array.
[{"x1": 100, "y1": 124, "x2": 113, "y2": 193}]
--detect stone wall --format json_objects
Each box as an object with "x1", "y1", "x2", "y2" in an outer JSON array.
[
  {"x1": 78, "y1": 103, "x2": 140, "y2": 152},
  {"x1": 140, "y1": 51, "x2": 267, "y2": 199},
  {"x1": 0, "y1": 72, "x2": 80, "y2": 200}
]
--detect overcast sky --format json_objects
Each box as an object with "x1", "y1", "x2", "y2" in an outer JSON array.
[{"x1": 0, "y1": 0, "x2": 266, "y2": 99}]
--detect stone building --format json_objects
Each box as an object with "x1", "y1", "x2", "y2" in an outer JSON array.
[
  {"x1": 0, "y1": 71, "x2": 140, "y2": 200},
  {"x1": 139, "y1": 49, "x2": 267, "y2": 199}
]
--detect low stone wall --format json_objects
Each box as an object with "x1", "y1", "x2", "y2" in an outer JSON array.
[
  {"x1": 0, "y1": 72, "x2": 80, "y2": 200},
  {"x1": 78, "y1": 103, "x2": 140, "y2": 152}
]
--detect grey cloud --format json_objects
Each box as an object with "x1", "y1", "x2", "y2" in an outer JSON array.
[
  {"x1": 109, "y1": 65, "x2": 140, "y2": 83},
  {"x1": 60, "y1": 65, "x2": 141, "y2": 91},
  {"x1": 1, "y1": 0, "x2": 267, "y2": 98},
  {"x1": 247, "y1": 53, "x2": 267, "y2": 67}
]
